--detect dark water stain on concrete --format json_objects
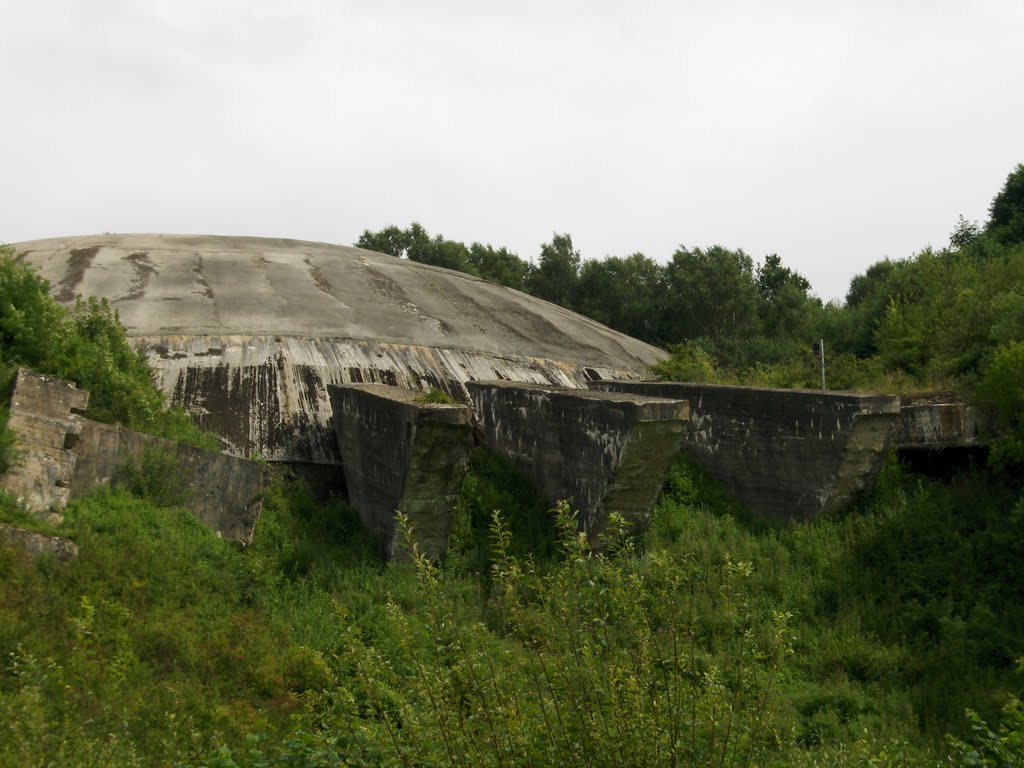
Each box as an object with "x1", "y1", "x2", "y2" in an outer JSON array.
[
  {"x1": 192, "y1": 255, "x2": 215, "y2": 300},
  {"x1": 55, "y1": 247, "x2": 100, "y2": 303},
  {"x1": 122, "y1": 252, "x2": 158, "y2": 300},
  {"x1": 304, "y1": 257, "x2": 335, "y2": 296}
]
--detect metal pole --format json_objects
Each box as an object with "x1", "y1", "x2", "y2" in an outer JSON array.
[{"x1": 819, "y1": 337, "x2": 826, "y2": 391}]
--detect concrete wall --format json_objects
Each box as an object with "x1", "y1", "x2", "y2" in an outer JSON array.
[
  {"x1": 329, "y1": 384, "x2": 472, "y2": 559},
  {"x1": 153, "y1": 335, "x2": 643, "y2": 464},
  {"x1": 467, "y1": 381, "x2": 688, "y2": 539},
  {"x1": 896, "y1": 399, "x2": 987, "y2": 448},
  {"x1": 592, "y1": 381, "x2": 901, "y2": 522},
  {"x1": 1, "y1": 369, "x2": 267, "y2": 545},
  {"x1": 70, "y1": 421, "x2": 267, "y2": 546},
  {"x1": 0, "y1": 369, "x2": 88, "y2": 521}
]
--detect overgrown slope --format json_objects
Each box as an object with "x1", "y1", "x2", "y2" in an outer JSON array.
[{"x1": 1, "y1": 452, "x2": 1021, "y2": 766}]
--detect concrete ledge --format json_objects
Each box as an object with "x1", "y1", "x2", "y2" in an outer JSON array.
[
  {"x1": 896, "y1": 399, "x2": 987, "y2": 449},
  {"x1": 467, "y1": 381, "x2": 689, "y2": 539},
  {"x1": 329, "y1": 384, "x2": 472, "y2": 559},
  {"x1": 591, "y1": 381, "x2": 901, "y2": 521}
]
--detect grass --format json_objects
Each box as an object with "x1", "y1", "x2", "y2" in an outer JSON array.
[{"x1": 0, "y1": 449, "x2": 1021, "y2": 766}]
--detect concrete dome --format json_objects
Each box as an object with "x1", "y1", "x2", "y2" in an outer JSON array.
[{"x1": 14, "y1": 234, "x2": 665, "y2": 463}]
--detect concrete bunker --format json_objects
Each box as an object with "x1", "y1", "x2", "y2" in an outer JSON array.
[
  {"x1": 9, "y1": 234, "x2": 997, "y2": 556},
  {"x1": 15, "y1": 234, "x2": 664, "y2": 466}
]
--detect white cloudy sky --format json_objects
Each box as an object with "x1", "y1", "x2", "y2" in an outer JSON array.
[{"x1": 2, "y1": 0, "x2": 1022, "y2": 301}]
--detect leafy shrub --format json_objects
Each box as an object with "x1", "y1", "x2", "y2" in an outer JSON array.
[
  {"x1": 650, "y1": 341, "x2": 718, "y2": 382},
  {"x1": 413, "y1": 387, "x2": 456, "y2": 405},
  {"x1": 118, "y1": 445, "x2": 191, "y2": 508},
  {"x1": 980, "y1": 341, "x2": 1024, "y2": 476},
  {"x1": 0, "y1": 245, "x2": 217, "y2": 449},
  {"x1": 947, "y1": 692, "x2": 1024, "y2": 767},
  {"x1": 305, "y1": 506, "x2": 796, "y2": 767},
  {"x1": 446, "y1": 449, "x2": 553, "y2": 572}
]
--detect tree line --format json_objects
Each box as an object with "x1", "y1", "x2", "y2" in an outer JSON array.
[
  {"x1": 358, "y1": 164, "x2": 1024, "y2": 399},
  {"x1": 356, "y1": 225, "x2": 815, "y2": 350}
]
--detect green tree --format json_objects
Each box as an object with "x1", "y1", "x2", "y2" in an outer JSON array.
[
  {"x1": 575, "y1": 253, "x2": 666, "y2": 344},
  {"x1": 0, "y1": 245, "x2": 67, "y2": 370},
  {"x1": 466, "y1": 242, "x2": 532, "y2": 291},
  {"x1": 986, "y1": 163, "x2": 1024, "y2": 245},
  {"x1": 756, "y1": 253, "x2": 815, "y2": 339},
  {"x1": 358, "y1": 224, "x2": 535, "y2": 284},
  {"x1": 355, "y1": 224, "x2": 410, "y2": 258},
  {"x1": 529, "y1": 233, "x2": 581, "y2": 307},
  {"x1": 663, "y1": 245, "x2": 762, "y2": 342},
  {"x1": 950, "y1": 215, "x2": 982, "y2": 250}
]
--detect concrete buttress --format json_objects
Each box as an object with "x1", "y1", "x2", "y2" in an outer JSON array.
[
  {"x1": 466, "y1": 381, "x2": 689, "y2": 541},
  {"x1": 329, "y1": 384, "x2": 472, "y2": 559},
  {"x1": 591, "y1": 381, "x2": 901, "y2": 521}
]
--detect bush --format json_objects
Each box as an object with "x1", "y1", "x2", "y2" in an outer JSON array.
[
  {"x1": 980, "y1": 341, "x2": 1024, "y2": 476},
  {"x1": 0, "y1": 245, "x2": 217, "y2": 450},
  {"x1": 650, "y1": 341, "x2": 718, "y2": 382}
]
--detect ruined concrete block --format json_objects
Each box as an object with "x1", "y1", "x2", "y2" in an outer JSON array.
[
  {"x1": 896, "y1": 399, "x2": 987, "y2": 448},
  {"x1": 592, "y1": 381, "x2": 901, "y2": 521},
  {"x1": 1, "y1": 369, "x2": 266, "y2": 544},
  {"x1": 466, "y1": 381, "x2": 689, "y2": 540},
  {"x1": 69, "y1": 421, "x2": 268, "y2": 546},
  {"x1": 1, "y1": 369, "x2": 89, "y2": 520},
  {"x1": 0, "y1": 523, "x2": 78, "y2": 562},
  {"x1": 329, "y1": 384, "x2": 472, "y2": 560}
]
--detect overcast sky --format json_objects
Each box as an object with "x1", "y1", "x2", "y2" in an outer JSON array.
[{"x1": 2, "y1": 0, "x2": 1022, "y2": 301}]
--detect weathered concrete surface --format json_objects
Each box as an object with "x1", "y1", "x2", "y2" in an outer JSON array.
[
  {"x1": 0, "y1": 369, "x2": 266, "y2": 544},
  {"x1": 592, "y1": 381, "x2": 901, "y2": 522},
  {"x1": 70, "y1": 421, "x2": 268, "y2": 546},
  {"x1": 896, "y1": 397, "x2": 987, "y2": 448},
  {"x1": 15, "y1": 234, "x2": 664, "y2": 463},
  {"x1": 329, "y1": 384, "x2": 472, "y2": 559},
  {"x1": 0, "y1": 369, "x2": 89, "y2": 522},
  {"x1": 147, "y1": 335, "x2": 639, "y2": 462},
  {"x1": 0, "y1": 523, "x2": 78, "y2": 562},
  {"x1": 467, "y1": 381, "x2": 689, "y2": 539}
]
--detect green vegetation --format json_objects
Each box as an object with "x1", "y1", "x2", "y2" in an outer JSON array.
[
  {"x1": 0, "y1": 244, "x2": 219, "y2": 452},
  {"x1": 360, "y1": 164, "x2": 1024, "y2": 399},
  {"x1": 2, "y1": 448, "x2": 1021, "y2": 766},
  {"x1": 413, "y1": 387, "x2": 457, "y2": 405}
]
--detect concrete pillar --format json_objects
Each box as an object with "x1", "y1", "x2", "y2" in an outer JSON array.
[
  {"x1": 466, "y1": 381, "x2": 689, "y2": 541},
  {"x1": 329, "y1": 384, "x2": 472, "y2": 559},
  {"x1": 0, "y1": 368, "x2": 89, "y2": 522}
]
